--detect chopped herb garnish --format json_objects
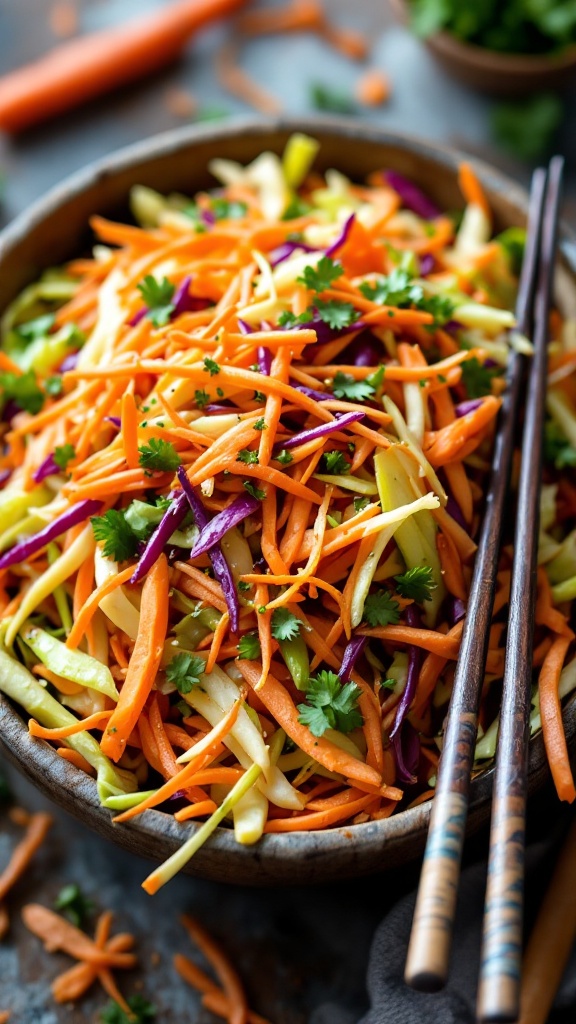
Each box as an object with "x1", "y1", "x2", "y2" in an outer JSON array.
[
  {"x1": 243, "y1": 481, "x2": 266, "y2": 500},
  {"x1": 353, "y1": 496, "x2": 370, "y2": 513},
  {"x1": 91, "y1": 509, "x2": 139, "y2": 562},
  {"x1": 238, "y1": 633, "x2": 261, "y2": 660},
  {"x1": 211, "y1": 198, "x2": 248, "y2": 221},
  {"x1": 278, "y1": 309, "x2": 314, "y2": 327},
  {"x1": 165, "y1": 653, "x2": 205, "y2": 694},
  {"x1": 137, "y1": 275, "x2": 175, "y2": 328},
  {"x1": 297, "y1": 256, "x2": 343, "y2": 294},
  {"x1": 253, "y1": 417, "x2": 266, "y2": 431},
  {"x1": 544, "y1": 420, "x2": 576, "y2": 469},
  {"x1": 271, "y1": 608, "x2": 301, "y2": 642},
  {"x1": 297, "y1": 670, "x2": 363, "y2": 737},
  {"x1": 54, "y1": 884, "x2": 94, "y2": 927},
  {"x1": 45, "y1": 375, "x2": 63, "y2": 397},
  {"x1": 310, "y1": 83, "x2": 356, "y2": 115},
  {"x1": 363, "y1": 589, "x2": 400, "y2": 627},
  {"x1": 320, "y1": 450, "x2": 350, "y2": 475},
  {"x1": 332, "y1": 371, "x2": 376, "y2": 402},
  {"x1": 237, "y1": 449, "x2": 259, "y2": 465},
  {"x1": 360, "y1": 268, "x2": 423, "y2": 307},
  {"x1": 461, "y1": 356, "x2": 501, "y2": 399},
  {"x1": 16, "y1": 313, "x2": 56, "y2": 341},
  {"x1": 315, "y1": 299, "x2": 359, "y2": 330},
  {"x1": 282, "y1": 197, "x2": 312, "y2": 220},
  {"x1": 237, "y1": 580, "x2": 252, "y2": 592},
  {"x1": 204, "y1": 357, "x2": 220, "y2": 376},
  {"x1": 394, "y1": 565, "x2": 437, "y2": 603},
  {"x1": 275, "y1": 449, "x2": 293, "y2": 465},
  {"x1": 138, "y1": 438, "x2": 182, "y2": 474},
  {"x1": 99, "y1": 995, "x2": 156, "y2": 1024},
  {"x1": 194, "y1": 389, "x2": 210, "y2": 409},
  {"x1": 0, "y1": 370, "x2": 44, "y2": 415},
  {"x1": 53, "y1": 444, "x2": 76, "y2": 471}
]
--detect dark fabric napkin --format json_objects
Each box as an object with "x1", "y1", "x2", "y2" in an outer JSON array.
[{"x1": 311, "y1": 829, "x2": 576, "y2": 1024}]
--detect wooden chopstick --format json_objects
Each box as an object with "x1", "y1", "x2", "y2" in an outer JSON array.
[
  {"x1": 517, "y1": 814, "x2": 576, "y2": 1024},
  {"x1": 404, "y1": 167, "x2": 548, "y2": 993},
  {"x1": 476, "y1": 155, "x2": 565, "y2": 1024}
]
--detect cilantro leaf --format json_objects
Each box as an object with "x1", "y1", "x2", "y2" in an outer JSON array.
[
  {"x1": 275, "y1": 449, "x2": 293, "y2": 465},
  {"x1": 297, "y1": 256, "x2": 343, "y2": 294},
  {"x1": 99, "y1": 995, "x2": 156, "y2": 1024},
  {"x1": 194, "y1": 389, "x2": 210, "y2": 409},
  {"x1": 253, "y1": 417, "x2": 267, "y2": 431},
  {"x1": 418, "y1": 294, "x2": 456, "y2": 328},
  {"x1": 16, "y1": 313, "x2": 56, "y2": 341},
  {"x1": 497, "y1": 227, "x2": 526, "y2": 276},
  {"x1": 211, "y1": 198, "x2": 248, "y2": 221},
  {"x1": 278, "y1": 309, "x2": 314, "y2": 327},
  {"x1": 394, "y1": 565, "x2": 437, "y2": 603},
  {"x1": 315, "y1": 299, "x2": 359, "y2": 330},
  {"x1": 237, "y1": 449, "x2": 259, "y2": 465},
  {"x1": 332, "y1": 371, "x2": 376, "y2": 402},
  {"x1": 0, "y1": 370, "x2": 44, "y2": 415},
  {"x1": 320, "y1": 450, "x2": 350, "y2": 475},
  {"x1": 297, "y1": 670, "x2": 363, "y2": 737},
  {"x1": 53, "y1": 444, "x2": 75, "y2": 471},
  {"x1": 137, "y1": 275, "x2": 175, "y2": 328},
  {"x1": 243, "y1": 481, "x2": 266, "y2": 500},
  {"x1": 363, "y1": 590, "x2": 400, "y2": 627},
  {"x1": 461, "y1": 356, "x2": 501, "y2": 399},
  {"x1": 310, "y1": 83, "x2": 356, "y2": 115},
  {"x1": 360, "y1": 269, "x2": 423, "y2": 307},
  {"x1": 45, "y1": 375, "x2": 63, "y2": 397},
  {"x1": 543, "y1": 420, "x2": 576, "y2": 469},
  {"x1": 54, "y1": 884, "x2": 94, "y2": 927},
  {"x1": 238, "y1": 633, "x2": 261, "y2": 660},
  {"x1": 138, "y1": 438, "x2": 182, "y2": 474},
  {"x1": 282, "y1": 197, "x2": 312, "y2": 220},
  {"x1": 353, "y1": 496, "x2": 370, "y2": 513},
  {"x1": 165, "y1": 652, "x2": 205, "y2": 694},
  {"x1": 204, "y1": 357, "x2": 220, "y2": 376},
  {"x1": 271, "y1": 608, "x2": 301, "y2": 642},
  {"x1": 91, "y1": 509, "x2": 139, "y2": 562}
]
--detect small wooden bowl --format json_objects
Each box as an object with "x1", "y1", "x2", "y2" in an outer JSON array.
[
  {"x1": 0, "y1": 118, "x2": 574, "y2": 885},
  {"x1": 389, "y1": 0, "x2": 576, "y2": 97}
]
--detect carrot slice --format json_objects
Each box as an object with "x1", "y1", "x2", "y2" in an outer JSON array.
[{"x1": 539, "y1": 636, "x2": 576, "y2": 803}]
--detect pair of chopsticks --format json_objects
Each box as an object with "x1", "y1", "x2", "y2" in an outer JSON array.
[{"x1": 405, "y1": 156, "x2": 565, "y2": 1023}]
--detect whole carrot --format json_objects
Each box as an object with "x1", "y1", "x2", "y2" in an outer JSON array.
[{"x1": 0, "y1": 0, "x2": 247, "y2": 133}]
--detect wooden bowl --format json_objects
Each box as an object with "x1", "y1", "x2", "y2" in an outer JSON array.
[
  {"x1": 389, "y1": 0, "x2": 576, "y2": 97},
  {"x1": 0, "y1": 118, "x2": 574, "y2": 885}
]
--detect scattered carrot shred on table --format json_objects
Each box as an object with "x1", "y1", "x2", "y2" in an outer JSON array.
[
  {"x1": 355, "y1": 69, "x2": 391, "y2": 107},
  {"x1": 0, "y1": 812, "x2": 52, "y2": 938},
  {"x1": 239, "y1": 0, "x2": 368, "y2": 60},
  {"x1": 48, "y1": 1, "x2": 78, "y2": 39},
  {"x1": 164, "y1": 86, "x2": 198, "y2": 119},
  {"x1": 215, "y1": 40, "x2": 282, "y2": 114}
]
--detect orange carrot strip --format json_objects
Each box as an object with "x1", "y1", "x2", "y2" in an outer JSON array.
[
  {"x1": 0, "y1": 813, "x2": 52, "y2": 906},
  {"x1": 539, "y1": 636, "x2": 576, "y2": 803},
  {"x1": 255, "y1": 584, "x2": 272, "y2": 689},
  {"x1": 28, "y1": 710, "x2": 112, "y2": 740},
  {"x1": 237, "y1": 661, "x2": 381, "y2": 787},
  {"x1": 206, "y1": 612, "x2": 230, "y2": 673},
  {"x1": 359, "y1": 624, "x2": 460, "y2": 657},
  {"x1": 175, "y1": 953, "x2": 273, "y2": 1024},
  {"x1": 264, "y1": 795, "x2": 373, "y2": 831},
  {"x1": 73, "y1": 554, "x2": 96, "y2": 654},
  {"x1": 21, "y1": 905, "x2": 136, "y2": 968},
  {"x1": 437, "y1": 532, "x2": 467, "y2": 601},
  {"x1": 100, "y1": 555, "x2": 169, "y2": 762},
  {"x1": 0, "y1": 0, "x2": 248, "y2": 133},
  {"x1": 355, "y1": 68, "x2": 390, "y2": 106},
  {"x1": 174, "y1": 801, "x2": 218, "y2": 822},
  {"x1": 181, "y1": 915, "x2": 248, "y2": 1024},
  {"x1": 56, "y1": 748, "x2": 95, "y2": 774},
  {"x1": 216, "y1": 39, "x2": 281, "y2": 116},
  {"x1": 66, "y1": 565, "x2": 135, "y2": 649},
  {"x1": 121, "y1": 392, "x2": 139, "y2": 469},
  {"x1": 458, "y1": 161, "x2": 491, "y2": 221},
  {"x1": 261, "y1": 485, "x2": 289, "y2": 575}
]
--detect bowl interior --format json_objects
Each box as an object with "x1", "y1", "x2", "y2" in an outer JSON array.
[{"x1": 1, "y1": 118, "x2": 575, "y2": 885}]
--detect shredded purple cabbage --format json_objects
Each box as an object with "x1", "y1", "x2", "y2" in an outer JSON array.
[
  {"x1": 283, "y1": 310, "x2": 367, "y2": 346},
  {"x1": 177, "y1": 466, "x2": 240, "y2": 633},
  {"x1": 419, "y1": 254, "x2": 435, "y2": 277},
  {"x1": 0, "y1": 469, "x2": 11, "y2": 487},
  {"x1": 274, "y1": 410, "x2": 364, "y2": 453},
  {"x1": 189, "y1": 493, "x2": 260, "y2": 559},
  {"x1": 268, "y1": 241, "x2": 316, "y2": 267},
  {"x1": 201, "y1": 208, "x2": 216, "y2": 227},
  {"x1": 128, "y1": 306, "x2": 148, "y2": 328},
  {"x1": 130, "y1": 491, "x2": 189, "y2": 584},
  {"x1": 390, "y1": 605, "x2": 422, "y2": 740},
  {"x1": 58, "y1": 352, "x2": 79, "y2": 373},
  {"x1": 257, "y1": 346, "x2": 272, "y2": 375},
  {"x1": 446, "y1": 495, "x2": 467, "y2": 531},
  {"x1": 392, "y1": 721, "x2": 420, "y2": 785},
  {"x1": 450, "y1": 597, "x2": 467, "y2": 626},
  {"x1": 455, "y1": 398, "x2": 484, "y2": 418},
  {"x1": 237, "y1": 319, "x2": 253, "y2": 335},
  {"x1": 291, "y1": 383, "x2": 331, "y2": 402},
  {"x1": 325, "y1": 213, "x2": 355, "y2": 258},
  {"x1": 384, "y1": 171, "x2": 441, "y2": 220},
  {"x1": 104, "y1": 416, "x2": 122, "y2": 429},
  {"x1": 33, "y1": 453, "x2": 60, "y2": 484},
  {"x1": 344, "y1": 333, "x2": 382, "y2": 368},
  {"x1": 172, "y1": 275, "x2": 211, "y2": 317},
  {"x1": 0, "y1": 498, "x2": 102, "y2": 571},
  {"x1": 443, "y1": 320, "x2": 463, "y2": 334},
  {"x1": 340, "y1": 635, "x2": 367, "y2": 683}
]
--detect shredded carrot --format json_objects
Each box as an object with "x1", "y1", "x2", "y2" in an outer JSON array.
[
  {"x1": 355, "y1": 68, "x2": 391, "y2": 107},
  {"x1": 29, "y1": 710, "x2": 112, "y2": 740},
  {"x1": 539, "y1": 636, "x2": 576, "y2": 803},
  {"x1": 181, "y1": 914, "x2": 248, "y2": 1024},
  {"x1": 22, "y1": 904, "x2": 136, "y2": 968},
  {"x1": 458, "y1": 161, "x2": 492, "y2": 222},
  {"x1": 0, "y1": 813, "x2": 52, "y2": 910},
  {"x1": 216, "y1": 40, "x2": 282, "y2": 115}
]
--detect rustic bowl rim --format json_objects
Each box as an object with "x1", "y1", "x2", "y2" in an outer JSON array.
[{"x1": 0, "y1": 116, "x2": 574, "y2": 883}]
